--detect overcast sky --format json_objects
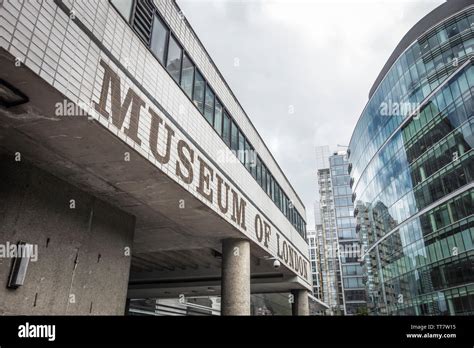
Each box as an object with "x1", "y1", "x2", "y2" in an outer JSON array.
[{"x1": 177, "y1": 0, "x2": 445, "y2": 229}]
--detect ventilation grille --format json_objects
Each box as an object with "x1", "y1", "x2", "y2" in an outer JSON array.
[{"x1": 132, "y1": 0, "x2": 155, "y2": 45}]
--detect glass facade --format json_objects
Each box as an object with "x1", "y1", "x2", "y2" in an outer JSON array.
[
  {"x1": 349, "y1": 6, "x2": 474, "y2": 315},
  {"x1": 330, "y1": 153, "x2": 367, "y2": 315},
  {"x1": 314, "y1": 151, "x2": 367, "y2": 315},
  {"x1": 316, "y1": 151, "x2": 367, "y2": 315}
]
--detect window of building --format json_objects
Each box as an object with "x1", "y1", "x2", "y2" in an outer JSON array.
[
  {"x1": 266, "y1": 171, "x2": 271, "y2": 196},
  {"x1": 343, "y1": 265, "x2": 363, "y2": 276},
  {"x1": 262, "y1": 165, "x2": 267, "y2": 191},
  {"x1": 166, "y1": 35, "x2": 182, "y2": 83},
  {"x1": 274, "y1": 184, "x2": 278, "y2": 205},
  {"x1": 447, "y1": 23, "x2": 459, "y2": 38},
  {"x1": 231, "y1": 120, "x2": 239, "y2": 153},
  {"x1": 111, "y1": 0, "x2": 133, "y2": 21},
  {"x1": 270, "y1": 177, "x2": 275, "y2": 201},
  {"x1": 251, "y1": 149, "x2": 257, "y2": 179},
  {"x1": 457, "y1": 17, "x2": 470, "y2": 33},
  {"x1": 180, "y1": 53, "x2": 194, "y2": 98},
  {"x1": 213, "y1": 99, "x2": 223, "y2": 136},
  {"x1": 193, "y1": 70, "x2": 205, "y2": 113},
  {"x1": 257, "y1": 157, "x2": 263, "y2": 186},
  {"x1": 204, "y1": 85, "x2": 215, "y2": 126},
  {"x1": 150, "y1": 15, "x2": 168, "y2": 63},
  {"x1": 280, "y1": 187, "x2": 284, "y2": 210},
  {"x1": 238, "y1": 131, "x2": 245, "y2": 164},
  {"x1": 222, "y1": 111, "x2": 231, "y2": 147},
  {"x1": 244, "y1": 139, "x2": 251, "y2": 171},
  {"x1": 276, "y1": 185, "x2": 281, "y2": 209},
  {"x1": 343, "y1": 278, "x2": 364, "y2": 288}
]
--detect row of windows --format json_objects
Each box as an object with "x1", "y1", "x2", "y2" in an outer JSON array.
[
  {"x1": 110, "y1": 0, "x2": 306, "y2": 237},
  {"x1": 344, "y1": 290, "x2": 367, "y2": 302},
  {"x1": 381, "y1": 226, "x2": 474, "y2": 282},
  {"x1": 336, "y1": 206, "x2": 353, "y2": 218},
  {"x1": 366, "y1": 188, "x2": 473, "y2": 256},
  {"x1": 419, "y1": 12, "x2": 474, "y2": 57},
  {"x1": 404, "y1": 71, "x2": 472, "y2": 148},
  {"x1": 337, "y1": 217, "x2": 356, "y2": 229},
  {"x1": 356, "y1": 118, "x2": 472, "y2": 227},
  {"x1": 343, "y1": 277, "x2": 365, "y2": 289},
  {"x1": 333, "y1": 186, "x2": 352, "y2": 196},
  {"x1": 409, "y1": 117, "x2": 474, "y2": 185},
  {"x1": 384, "y1": 285, "x2": 474, "y2": 315},
  {"x1": 334, "y1": 196, "x2": 352, "y2": 207},
  {"x1": 375, "y1": 220, "x2": 473, "y2": 280},
  {"x1": 369, "y1": 194, "x2": 474, "y2": 265},
  {"x1": 354, "y1": 68, "x2": 474, "y2": 231},
  {"x1": 331, "y1": 164, "x2": 348, "y2": 176},
  {"x1": 412, "y1": 151, "x2": 473, "y2": 210},
  {"x1": 381, "y1": 253, "x2": 473, "y2": 307},
  {"x1": 332, "y1": 175, "x2": 350, "y2": 187},
  {"x1": 431, "y1": 255, "x2": 473, "y2": 291},
  {"x1": 342, "y1": 265, "x2": 364, "y2": 276},
  {"x1": 354, "y1": 64, "x2": 473, "y2": 208},
  {"x1": 338, "y1": 228, "x2": 358, "y2": 240}
]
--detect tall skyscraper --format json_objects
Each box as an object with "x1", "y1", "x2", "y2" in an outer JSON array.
[
  {"x1": 317, "y1": 159, "x2": 343, "y2": 315},
  {"x1": 330, "y1": 152, "x2": 367, "y2": 315},
  {"x1": 313, "y1": 148, "x2": 367, "y2": 315}
]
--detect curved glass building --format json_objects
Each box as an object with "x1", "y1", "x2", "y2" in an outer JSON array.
[{"x1": 349, "y1": 0, "x2": 474, "y2": 315}]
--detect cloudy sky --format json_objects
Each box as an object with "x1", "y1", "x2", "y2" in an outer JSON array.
[{"x1": 177, "y1": 0, "x2": 444, "y2": 228}]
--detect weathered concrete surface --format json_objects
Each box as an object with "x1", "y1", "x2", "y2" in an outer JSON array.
[
  {"x1": 0, "y1": 154, "x2": 135, "y2": 314},
  {"x1": 221, "y1": 239, "x2": 250, "y2": 315}
]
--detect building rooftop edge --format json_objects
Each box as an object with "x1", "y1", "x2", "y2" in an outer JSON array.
[{"x1": 368, "y1": 0, "x2": 472, "y2": 99}]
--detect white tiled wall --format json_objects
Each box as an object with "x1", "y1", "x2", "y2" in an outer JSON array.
[{"x1": 0, "y1": 0, "x2": 310, "y2": 282}]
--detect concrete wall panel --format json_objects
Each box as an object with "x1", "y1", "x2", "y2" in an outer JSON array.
[{"x1": 0, "y1": 154, "x2": 135, "y2": 315}]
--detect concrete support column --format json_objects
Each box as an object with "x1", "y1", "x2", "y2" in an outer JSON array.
[
  {"x1": 292, "y1": 290, "x2": 310, "y2": 316},
  {"x1": 221, "y1": 238, "x2": 250, "y2": 315}
]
